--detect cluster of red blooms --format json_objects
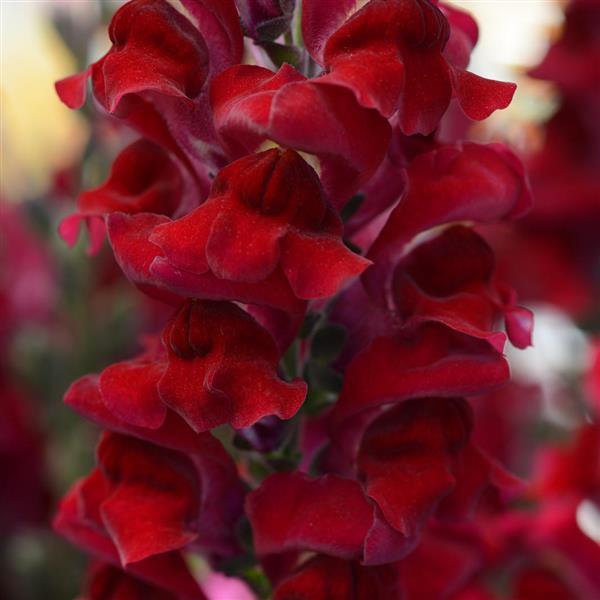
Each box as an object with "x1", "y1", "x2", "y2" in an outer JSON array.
[{"x1": 53, "y1": 1, "x2": 600, "y2": 598}]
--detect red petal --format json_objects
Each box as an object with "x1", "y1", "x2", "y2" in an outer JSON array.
[
  {"x1": 99, "y1": 359, "x2": 167, "y2": 430},
  {"x1": 157, "y1": 300, "x2": 305, "y2": 431},
  {"x1": 86, "y1": 216, "x2": 107, "y2": 256},
  {"x1": 149, "y1": 204, "x2": 219, "y2": 276},
  {"x1": 210, "y1": 362, "x2": 307, "y2": 428},
  {"x1": 54, "y1": 481, "x2": 205, "y2": 598},
  {"x1": 368, "y1": 142, "x2": 533, "y2": 264},
  {"x1": 58, "y1": 214, "x2": 84, "y2": 248},
  {"x1": 101, "y1": 0, "x2": 209, "y2": 112},
  {"x1": 453, "y1": 69, "x2": 516, "y2": 121},
  {"x1": 332, "y1": 324, "x2": 509, "y2": 426},
  {"x1": 301, "y1": 0, "x2": 357, "y2": 64},
  {"x1": 179, "y1": 0, "x2": 243, "y2": 75},
  {"x1": 504, "y1": 305, "x2": 534, "y2": 349},
  {"x1": 107, "y1": 212, "x2": 180, "y2": 304},
  {"x1": 211, "y1": 64, "x2": 305, "y2": 155},
  {"x1": 357, "y1": 399, "x2": 469, "y2": 540},
  {"x1": 77, "y1": 139, "x2": 183, "y2": 218},
  {"x1": 98, "y1": 433, "x2": 199, "y2": 564},
  {"x1": 84, "y1": 563, "x2": 184, "y2": 600},
  {"x1": 55, "y1": 69, "x2": 90, "y2": 109},
  {"x1": 269, "y1": 81, "x2": 391, "y2": 207},
  {"x1": 212, "y1": 65, "x2": 391, "y2": 207},
  {"x1": 149, "y1": 256, "x2": 304, "y2": 312},
  {"x1": 281, "y1": 232, "x2": 370, "y2": 299},
  {"x1": 273, "y1": 555, "x2": 400, "y2": 600},
  {"x1": 206, "y1": 208, "x2": 285, "y2": 282},
  {"x1": 397, "y1": 49, "x2": 452, "y2": 135},
  {"x1": 247, "y1": 472, "x2": 373, "y2": 560}
]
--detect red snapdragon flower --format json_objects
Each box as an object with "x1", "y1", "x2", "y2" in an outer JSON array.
[
  {"x1": 55, "y1": 429, "x2": 243, "y2": 567},
  {"x1": 249, "y1": 398, "x2": 519, "y2": 571},
  {"x1": 59, "y1": 139, "x2": 184, "y2": 255},
  {"x1": 303, "y1": 0, "x2": 516, "y2": 133},
  {"x1": 109, "y1": 149, "x2": 369, "y2": 311},
  {"x1": 56, "y1": 0, "x2": 243, "y2": 186},
  {"x1": 330, "y1": 324, "x2": 509, "y2": 431},
  {"x1": 63, "y1": 373, "x2": 246, "y2": 557},
  {"x1": 70, "y1": 298, "x2": 306, "y2": 433},
  {"x1": 55, "y1": 480, "x2": 206, "y2": 600}
]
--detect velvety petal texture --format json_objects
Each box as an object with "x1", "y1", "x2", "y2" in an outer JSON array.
[
  {"x1": 157, "y1": 299, "x2": 307, "y2": 431},
  {"x1": 147, "y1": 149, "x2": 369, "y2": 306},
  {"x1": 70, "y1": 299, "x2": 306, "y2": 433},
  {"x1": 54, "y1": 480, "x2": 206, "y2": 599},
  {"x1": 368, "y1": 142, "x2": 532, "y2": 264},
  {"x1": 331, "y1": 324, "x2": 509, "y2": 427},
  {"x1": 56, "y1": 0, "x2": 243, "y2": 187},
  {"x1": 211, "y1": 65, "x2": 391, "y2": 206},
  {"x1": 314, "y1": 0, "x2": 515, "y2": 133},
  {"x1": 247, "y1": 472, "x2": 374, "y2": 560}
]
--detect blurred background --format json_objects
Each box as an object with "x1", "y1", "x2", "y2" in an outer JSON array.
[{"x1": 2, "y1": 1, "x2": 598, "y2": 598}]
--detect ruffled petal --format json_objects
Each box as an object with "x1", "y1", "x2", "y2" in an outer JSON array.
[{"x1": 281, "y1": 232, "x2": 370, "y2": 299}]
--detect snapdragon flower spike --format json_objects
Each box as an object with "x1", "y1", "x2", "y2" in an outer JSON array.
[
  {"x1": 59, "y1": 139, "x2": 183, "y2": 255},
  {"x1": 157, "y1": 299, "x2": 307, "y2": 431},
  {"x1": 147, "y1": 149, "x2": 370, "y2": 304},
  {"x1": 211, "y1": 65, "x2": 391, "y2": 207},
  {"x1": 307, "y1": 0, "x2": 515, "y2": 133}
]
